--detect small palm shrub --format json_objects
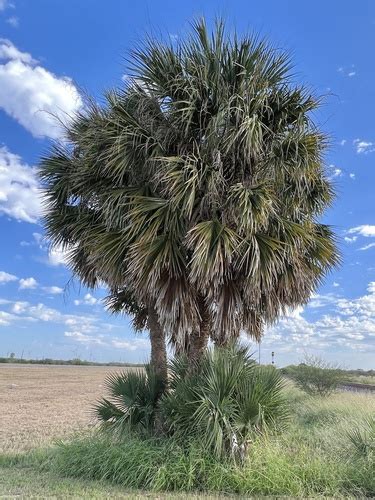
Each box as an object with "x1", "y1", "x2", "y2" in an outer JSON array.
[
  {"x1": 347, "y1": 417, "x2": 375, "y2": 460},
  {"x1": 94, "y1": 366, "x2": 165, "y2": 436},
  {"x1": 285, "y1": 356, "x2": 344, "y2": 396},
  {"x1": 161, "y1": 344, "x2": 289, "y2": 459}
]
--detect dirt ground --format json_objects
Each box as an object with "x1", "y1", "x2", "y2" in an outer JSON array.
[{"x1": 0, "y1": 364, "x2": 133, "y2": 453}]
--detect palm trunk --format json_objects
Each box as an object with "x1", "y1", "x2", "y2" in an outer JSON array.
[
  {"x1": 187, "y1": 295, "x2": 210, "y2": 368},
  {"x1": 147, "y1": 304, "x2": 168, "y2": 384}
]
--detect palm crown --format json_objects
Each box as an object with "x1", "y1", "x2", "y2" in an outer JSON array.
[{"x1": 40, "y1": 19, "x2": 338, "y2": 358}]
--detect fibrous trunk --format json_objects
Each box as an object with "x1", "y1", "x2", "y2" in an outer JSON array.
[
  {"x1": 147, "y1": 304, "x2": 168, "y2": 384},
  {"x1": 187, "y1": 295, "x2": 210, "y2": 368}
]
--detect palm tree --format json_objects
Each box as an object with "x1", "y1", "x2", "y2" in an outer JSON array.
[
  {"x1": 39, "y1": 19, "x2": 338, "y2": 370},
  {"x1": 39, "y1": 124, "x2": 169, "y2": 380}
]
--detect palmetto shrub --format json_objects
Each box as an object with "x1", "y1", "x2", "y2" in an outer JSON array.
[
  {"x1": 95, "y1": 344, "x2": 288, "y2": 460},
  {"x1": 347, "y1": 417, "x2": 375, "y2": 461},
  {"x1": 161, "y1": 344, "x2": 289, "y2": 459},
  {"x1": 94, "y1": 366, "x2": 165, "y2": 436}
]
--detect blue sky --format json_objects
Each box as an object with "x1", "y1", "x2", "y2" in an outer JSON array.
[{"x1": 0, "y1": 0, "x2": 374, "y2": 368}]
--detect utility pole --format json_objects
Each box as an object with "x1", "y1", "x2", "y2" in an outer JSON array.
[{"x1": 271, "y1": 351, "x2": 275, "y2": 366}]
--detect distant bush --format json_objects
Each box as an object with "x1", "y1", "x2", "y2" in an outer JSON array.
[{"x1": 283, "y1": 356, "x2": 344, "y2": 396}]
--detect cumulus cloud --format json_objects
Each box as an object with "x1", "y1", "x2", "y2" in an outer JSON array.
[
  {"x1": 1, "y1": 297, "x2": 148, "y2": 353},
  {"x1": 259, "y1": 282, "x2": 375, "y2": 362},
  {"x1": 11, "y1": 301, "x2": 29, "y2": 314},
  {"x1": 64, "y1": 331, "x2": 149, "y2": 351},
  {"x1": 74, "y1": 293, "x2": 99, "y2": 306},
  {"x1": 64, "y1": 330, "x2": 105, "y2": 345},
  {"x1": 19, "y1": 233, "x2": 71, "y2": 268},
  {"x1": 0, "y1": 39, "x2": 82, "y2": 138},
  {"x1": 0, "y1": 146, "x2": 41, "y2": 223},
  {"x1": 0, "y1": 310, "x2": 18, "y2": 326},
  {"x1": 42, "y1": 286, "x2": 63, "y2": 295},
  {"x1": 48, "y1": 244, "x2": 69, "y2": 266},
  {"x1": 0, "y1": 270, "x2": 17, "y2": 284},
  {"x1": 347, "y1": 225, "x2": 375, "y2": 237},
  {"x1": 19, "y1": 277, "x2": 38, "y2": 289},
  {"x1": 353, "y1": 139, "x2": 375, "y2": 154}
]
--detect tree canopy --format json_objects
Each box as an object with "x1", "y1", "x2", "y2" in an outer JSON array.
[{"x1": 40, "y1": 19, "x2": 338, "y2": 359}]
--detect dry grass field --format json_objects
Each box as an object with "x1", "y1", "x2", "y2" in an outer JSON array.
[{"x1": 0, "y1": 363, "x2": 133, "y2": 453}]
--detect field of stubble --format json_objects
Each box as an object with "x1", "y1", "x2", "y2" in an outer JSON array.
[{"x1": 0, "y1": 364, "x2": 130, "y2": 453}]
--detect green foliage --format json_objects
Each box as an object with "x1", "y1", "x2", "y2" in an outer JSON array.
[
  {"x1": 2, "y1": 388, "x2": 374, "y2": 496},
  {"x1": 161, "y1": 344, "x2": 288, "y2": 459},
  {"x1": 28, "y1": 428, "x2": 373, "y2": 496},
  {"x1": 283, "y1": 356, "x2": 345, "y2": 396},
  {"x1": 39, "y1": 18, "x2": 339, "y2": 347},
  {"x1": 347, "y1": 417, "x2": 375, "y2": 460},
  {"x1": 94, "y1": 366, "x2": 165, "y2": 436}
]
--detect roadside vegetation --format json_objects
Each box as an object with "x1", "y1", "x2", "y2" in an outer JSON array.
[
  {"x1": 1, "y1": 377, "x2": 373, "y2": 497},
  {"x1": 2, "y1": 16, "x2": 371, "y2": 498}
]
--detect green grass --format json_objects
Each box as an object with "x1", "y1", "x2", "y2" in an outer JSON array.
[
  {"x1": 0, "y1": 466, "x2": 133, "y2": 498},
  {"x1": 0, "y1": 467, "x2": 226, "y2": 498},
  {"x1": 1, "y1": 387, "x2": 374, "y2": 497}
]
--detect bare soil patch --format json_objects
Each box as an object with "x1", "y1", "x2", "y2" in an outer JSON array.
[{"x1": 0, "y1": 364, "x2": 132, "y2": 453}]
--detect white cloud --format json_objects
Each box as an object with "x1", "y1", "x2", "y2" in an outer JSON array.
[
  {"x1": 64, "y1": 331, "x2": 149, "y2": 351},
  {"x1": 48, "y1": 244, "x2": 69, "y2": 266},
  {"x1": 111, "y1": 338, "x2": 149, "y2": 350},
  {"x1": 0, "y1": 0, "x2": 12, "y2": 11},
  {"x1": 338, "y1": 66, "x2": 356, "y2": 78},
  {"x1": 11, "y1": 301, "x2": 29, "y2": 314},
  {"x1": 333, "y1": 282, "x2": 340, "y2": 287},
  {"x1": 0, "y1": 310, "x2": 15, "y2": 326},
  {"x1": 339, "y1": 139, "x2": 346, "y2": 146},
  {"x1": 0, "y1": 39, "x2": 35, "y2": 65},
  {"x1": 0, "y1": 39, "x2": 82, "y2": 138},
  {"x1": 6, "y1": 16, "x2": 18, "y2": 28},
  {"x1": 347, "y1": 225, "x2": 375, "y2": 237},
  {"x1": 307, "y1": 293, "x2": 338, "y2": 309},
  {"x1": 42, "y1": 286, "x2": 63, "y2": 294},
  {"x1": 64, "y1": 330, "x2": 105, "y2": 345},
  {"x1": 257, "y1": 282, "x2": 375, "y2": 364},
  {"x1": 353, "y1": 139, "x2": 375, "y2": 154},
  {"x1": 349, "y1": 173, "x2": 355, "y2": 179},
  {"x1": 333, "y1": 168, "x2": 342, "y2": 177},
  {"x1": 360, "y1": 243, "x2": 375, "y2": 251},
  {"x1": 0, "y1": 270, "x2": 17, "y2": 284},
  {"x1": 74, "y1": 293, "x2": 98, "y2": 306},
  {"x1": 19, "y1": 277, "x2": 38, "y2": 289},
  {"x1": 344, "y1": 236, "x2": 357, "y2": 243},
  {"x1": 0, "y1": 146, "x2": 41, "y2": 223}
]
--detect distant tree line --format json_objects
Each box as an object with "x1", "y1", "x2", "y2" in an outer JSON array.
[{"x1": 0, "y1": 356, "x2": 144, "y2": 367}]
